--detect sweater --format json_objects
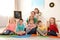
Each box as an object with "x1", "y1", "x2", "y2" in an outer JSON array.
[{"x1": 48, "y1": 24, "x2": 59, "y2": 33}]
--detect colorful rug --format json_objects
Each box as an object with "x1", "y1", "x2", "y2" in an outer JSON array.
[
  {"x1": 12, "y1": 34, "x2": 31, "y2": 38},
  {"x1": 0, "y1": 34, "x2": 60, "y2": 38}
]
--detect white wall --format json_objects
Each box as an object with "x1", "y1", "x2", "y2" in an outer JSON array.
[
  {"x1": 0, "y1": 0, "x2": 14, "y2": 27},
  {"x1": 20, "y1": 0, "x2": 32, "y2": 21},
  {"x1": 44, "y1": 0, "x2": 60, "y2": 20}
]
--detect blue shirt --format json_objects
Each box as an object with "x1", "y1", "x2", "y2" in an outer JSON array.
[{"x1": 16, "y1": 23, "x2": 25, "y2": 32}]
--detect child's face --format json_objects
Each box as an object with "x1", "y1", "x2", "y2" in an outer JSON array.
[
  {"x1": 38, "y1": 22, "x2": 42, "y2": 27},
  {"x1": 34, "y1": 9, "x2": 38, "y2": 13},
  {"x1": 19, "y1": 20, "x2": 23, "y2": 25},
  {"x1": 29, "y1": 20, "x2": 34, "y2": 24},
  {"x1": 29, "y1": 16, "x2": 34, "y2": 20},
  {"x1": 49, "y1": 18, "x2": 55, "y2": 24}
]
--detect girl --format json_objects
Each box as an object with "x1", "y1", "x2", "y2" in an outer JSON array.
[
  {"x1": 26, "y1": 11, "x2": 38, "y2": 24},
  {"x1": 16, "y1": 19, "x2": 25, "y2": 36},
  {"x1": 37, "y1": 21, "x2": 47, "y2": 36},
  {"x1": 34, "y1": 8, "x2": 42, "y2": 20},
  {"x1": 1, "y1": 18, "x2": 16, "y2": 35},
  {"x1": 47, "y1": 17, "x2": 59, "y2": 36},
  {"x1": 34, "y1": 8, "x2": 46, "y2": 26},
  {"x1": 26, "y1": 19, "x2": 37, "y2": 34}
]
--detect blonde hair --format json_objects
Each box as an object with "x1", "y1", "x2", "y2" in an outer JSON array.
[{"x1": 9, "y1": 18, "x2": 16, "y2": 23}]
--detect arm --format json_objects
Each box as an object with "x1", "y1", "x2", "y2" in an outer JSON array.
[
  {"x1": 15, "y1": 24, "x2": 19, "y2": 34},
  {"x1": 47, "y1": 21, "x2": 50, "y2": 27},
  {"x1": 47, "y1": 21, "x2": 50, "y2": 32},
  {"x1": 55, "y1": 25, "x2": 59, "y2": 33},
  {"x1": 14, "y1": 24, "x2": 17, "y2": 33},
  {"x1": 22, "y1": 24, "x2": 25, "y2": 31}
]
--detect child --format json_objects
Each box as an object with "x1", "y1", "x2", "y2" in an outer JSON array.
[
  {"x1": 34, "y1": 8, "x2": 47, "y2": 25},
  {"x1": 26, "y1": 19, "x2": 37, "y2": 34},
  {"x1": 37, "y1": 21, "x2": 47, "y2": 36},
  {"x1": 1, "y1": 18, "x2": 16, "y2": 35},
  {"x1": 16, "y1": 19, "x2": 25, "y2": 36},
  {"x1": 34, "y1": 8, "x2": 42, "y2": 20},
  {"x1": 26, "y1": 11, "x2": 38, "y2": 24},
  {"x1": 26, "y1": 16, "x2": 37, "y2": 24},
  {"x1": 47, "y1": 17, "x2": 59, "y2": 36}
]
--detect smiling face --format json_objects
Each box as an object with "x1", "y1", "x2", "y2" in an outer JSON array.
[
  {"x1": 37, "y1": 21, "x2": 42, "y2": 27},
  {"x1": 29, "y1": 20, "x2": 34, "y2": 24},
  {"x1": 31, "y1": 11, "x2": 35, "y2": 17},
  {"x1": 29, "y1": 16, "x2": 34, "y2": 20},
  {"x1": 49, "y1": 17, "x2": 56, "y2": 24},
  {"x1": 19, "y1": 19, "x2": 23, "y2": 25},
  {"x1": 34, "y1": 8, "x2": 39, "y2": 14},
  {"x1": 38, "y1": 22, "x2": 42, "y2": 27}
]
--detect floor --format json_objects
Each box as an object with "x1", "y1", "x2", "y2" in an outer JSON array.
[
  {"x1": 0, "y1": 27, "x2": 60, "y2": 40},
  {"x1": 0, "y1": 37, "x2": 60, "y2": 40}
]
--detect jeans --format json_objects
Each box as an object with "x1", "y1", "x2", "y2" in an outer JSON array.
[
  {"x1": 26, "y1": 27, "x2": 37, "y2": 34},
  {"x1": 2, "y1": 30, "x2": 14, "y2": 35},
  {"x1": 47, "y1": 30, "x2": 57, "y2": 36}
]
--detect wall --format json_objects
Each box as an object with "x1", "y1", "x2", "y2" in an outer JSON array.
[
  {"x1": 0, "y1": 0, "x2": 14, "y2": 27},
  {"x1": 20, "y1": 0, "x2": 32, "y2": 20},
  {"x1": 44, "y1": 0, "x2": 60, "y2": 20}
]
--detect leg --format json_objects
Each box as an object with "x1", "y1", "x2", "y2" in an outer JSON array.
[
  {"x1": 37, "y1": 28, "x2": 45, "y2": 36},
  {"x1": 16, "y1": 31, "x2": 26, "y2": 36},
  {"x1": 47, "y1": 30, "x2": 57, "y2": 36},
  {"x1": 10, "y1": 32, "x2": 15, "y2": 35},
  {"x1": 2, "y1": 30, "x2": 11, "y2": 35},
  {"x1": 26, "y1": 28, "x2": 31, "y2": 34},
  {"x1": 27, "y1": 27, "x2": 37, "y2": 34}
]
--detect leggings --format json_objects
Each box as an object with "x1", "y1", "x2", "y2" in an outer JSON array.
[
  {"x1": 47, "y1": 30, "x2": 57, "y2": 36},
  {"x1": 26, "y1": 27, "x2": 37, "y2": 34},
  {"x1": 2, "y1": 30, "x2": 15, "y2": 35},
  {"x1": 37, "y1": 28, "x2": 47, "y2": 36}
]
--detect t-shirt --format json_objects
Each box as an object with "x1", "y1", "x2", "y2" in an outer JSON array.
[
  {"x1": 48, "y1": 24, "x2": 59, "y2": 33},
  {"x1": 26, "y1": 17, "x2": 38, "y2": 24},
  {"x1": 7, "y1": 23, "x2": 16, "y2": 32},
  {"x1": 37, "y1": 25, "x2": 47, "y2": 31},
  {"x1": 16, "y1": 23, "x2": 25, "y2": 32}
]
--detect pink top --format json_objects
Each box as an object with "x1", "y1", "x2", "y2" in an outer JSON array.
[{"x1": 7, "y1": 23, "x2": 16, "y2": 32}]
